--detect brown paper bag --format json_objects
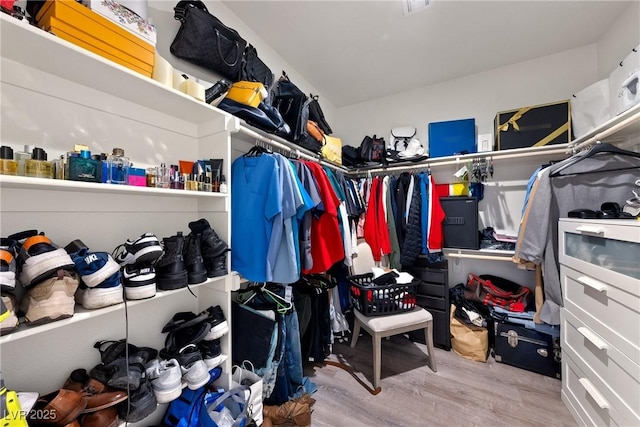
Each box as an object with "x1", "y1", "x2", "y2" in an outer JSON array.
[{"x1": 449, "y1": 305, "x2": 488, "y2": 363}]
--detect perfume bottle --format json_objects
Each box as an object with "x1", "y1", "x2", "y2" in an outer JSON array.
[
  {"x1": 219, "y1": 175, "x2": 228, "y2": 193},
  {"x1": 107, "y1": 148, "x2": 130, "y2": 185},
  {"x1": 14, "y1": 144, "x2": 34, "y2": 176},
  {"x1": 24, "y1": 147, "x2": 53, "y2": 179},
  {"x1": 68, "y1": 150, "x2": 100, "y2": 182},
  {"x1": 0, "y1": 146, "x2": 18, "y2": 176},
  {"x1": 155, "y1": 162, "x2": 171, "y2": 189}
]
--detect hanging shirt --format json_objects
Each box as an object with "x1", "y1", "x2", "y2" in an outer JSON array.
[
  {"x1": 301, "y1": 161, "x2": 345, "y2": 273},
  {"x1": 295, "y1": 162, "x2": 322, "y2": 272},
  {"x1": 427, "y1": 174, "x2": 446, "y2": 252},
  {"x1": 269, "y1": 154, "x2": 303, "y2": 284},
  {"x1": 289, "y1": 160, "x2": 314, "y2": 277},
  {"x1": 231, "y1": 155, "x2": 281, "y2": 282},
  {"x1": 363, "y1": 176, "x2": 391, "y2": 262}
]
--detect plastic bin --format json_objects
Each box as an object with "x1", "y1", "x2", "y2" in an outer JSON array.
[{"x1": 348, "y1": 273, "x2": 417, "y2": 316}]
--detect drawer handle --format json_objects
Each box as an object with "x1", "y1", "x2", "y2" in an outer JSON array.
[
  {"x1": 576, "y1": 276, "x2": 607, "y2": 293},
  {"x1": 575, "y1": 226, "x2": 605, "y2": 235},
  {"x1": 578, "y1": 377, "x2": 610, "y2": 410},
  {"x1": 577, "y1": 326, "x2": 608, "y2": 351}
]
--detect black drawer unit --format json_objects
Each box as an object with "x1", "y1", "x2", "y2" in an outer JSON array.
[{"x1": 408, "y1": 262, "x2": 451, "y2": 350}]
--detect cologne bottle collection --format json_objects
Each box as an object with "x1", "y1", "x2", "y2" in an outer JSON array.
[{"x1": 0, "y1": 144, "x2": 226, "y2": 193}]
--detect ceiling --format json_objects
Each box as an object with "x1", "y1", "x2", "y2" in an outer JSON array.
[{"x1": 221, "y1": 0, "x2": 632, "y2": 108}]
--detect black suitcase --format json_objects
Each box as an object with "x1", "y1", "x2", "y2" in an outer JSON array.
[{"x1": 493, "y1": 319, "x2": 561, "y2": 379}]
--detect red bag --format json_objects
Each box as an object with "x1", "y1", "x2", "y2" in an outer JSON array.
[{"x1": 464, "y1": 273, "x2": 533, "y2": 312}]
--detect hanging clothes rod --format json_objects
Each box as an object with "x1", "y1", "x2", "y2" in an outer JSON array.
[
  {"x1": 351, "y1": 145, "x2": 568, "y2": 176},
  {"x1": 568, "y1": 104, "x2": 640, "y2": 153},
  {"x1": 237, "y1": 125, "x2": 348, "y2": 172}
]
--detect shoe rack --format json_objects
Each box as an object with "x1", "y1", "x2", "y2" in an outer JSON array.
[{"x1": 0, "y1": 13, "x2": 239, "y2": 425}]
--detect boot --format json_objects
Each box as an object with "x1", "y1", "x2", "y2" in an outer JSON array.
[
  {"x1": 262, "y1": 400, "x2": 311, "y2": 426},
  {"x1": 155, "y1": 232, "x2": 188, "y2": 290},
  {"x1": 188, "y1": 219, "x2": 228, "y2": 278},
  {"x1": 183, "y1": 232, "x2": 207, "y2": 285}
]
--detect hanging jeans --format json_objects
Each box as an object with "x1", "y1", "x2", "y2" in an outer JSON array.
[{"x1": 265, "y1": 307, "x2": 317, "y2": 405}]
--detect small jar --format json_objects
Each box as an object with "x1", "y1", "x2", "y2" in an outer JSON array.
[
  {"x1": 25, "y1": 147, "x2": 53, "y2": 179},
  {"x1": 146, "y1": 167, "x2": 157, "y2": 187},
  {"x1": 107, "y1": 148, "x2": 130, "y2": 185},
  {"x1": 0, "y1": 146, "x2": 18, "y2": 176},
  {"x1": 156, "y1": 163, "x2": 171, "y2": 189}
]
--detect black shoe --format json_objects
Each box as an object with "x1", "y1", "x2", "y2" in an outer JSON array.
[
  {"x1": 199, "y1": 338, "x2": 223, "y2": 369},
  {"x1": 155, "y1": 233, "x2": 188, "y2": 291},
  {"x1": 183, "y1": 232, "x2": 207, "y2": 285},
  {"x1": 117, "y1": 375, "x2": 157, "y2": 423},
  {"x1": 200, "y1": 305, "x2": 229, "y2": 340},
  {"x1": 187, "y1": 219, "x2": 228, "y2": 278},
  {"x1": 205, "y1": 79, "x2": 232, "y2": 105}
]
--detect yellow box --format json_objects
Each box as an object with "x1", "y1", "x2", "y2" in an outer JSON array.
[
  {"x1": 36, "y1": 0, "x2": 154, "y2": 71},
  {"x1": 226, "y1": 81, "x2": 266, "y2": 108},
  {"x1": 44, "y1": 17, "x2": 153, "y2": 76}
]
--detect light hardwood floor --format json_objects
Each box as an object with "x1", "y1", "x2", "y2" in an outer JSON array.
[{"x1": 303, "y1": 334, "x2": 576, "y2": 427}]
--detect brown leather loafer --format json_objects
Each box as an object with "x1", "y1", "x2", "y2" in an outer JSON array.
[
  {"x1": 62, "y1": 369, "x2": 128, "y2": 413},
  {"x1": 27, "y1": 389, "x2": 86, "y2": 426},
  {"x1": 79, "y1": 407, "x2": 118, "y2": 427}
]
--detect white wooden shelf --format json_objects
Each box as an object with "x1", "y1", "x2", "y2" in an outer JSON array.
[
  {"x1": 0, "y1": 175, "x2": 229, "y2": 199},
  {"x1": 0, "y1": 277, "x2": 228, "y2": 345}
]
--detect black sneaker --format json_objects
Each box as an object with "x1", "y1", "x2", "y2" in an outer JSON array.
[
  {"x1": 208, "y1": 252, "x2": 229, "y2": 277},
  {"x1": 164, "y1": 321, "x2": 211, "y2": 350},
  {"x1": 183, "y1": 232, "x2": 207, "y2": 285},
  {"x1": 187, "y1": 219, "x2": 228, "y2": 278},
  {"x1": 112, "y1": 233, "x2": 163, "y2": 267},
  {"x1": 200, "y1": 305, "x2": 229, "y2": 340},
  {"x1": 89, "y1": 359, "x2": 144, "y2": 391},
  {"x1": 199, "y1": 339, "x2": 223, "y2": 369},
  {"x1": 123, "y1": 263, "x2": 157, "y2": 300},
  {"x1": 155, "y1": 233, "x2": 188, "y2": 291},
  {"x1": 117, "y1": 375, "x2": 157, "y2": 423}
]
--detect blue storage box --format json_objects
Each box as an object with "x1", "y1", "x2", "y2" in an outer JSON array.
[{"x1": 428, "y1": 118, "x2": 476, "y2": 158}]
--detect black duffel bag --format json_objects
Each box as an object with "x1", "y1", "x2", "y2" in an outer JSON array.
[
  {"x1": 218, "y1": 98, "x2": 290, "y2": 139},
  {"x1": 171, "y1": 1, "x2": 247, "y2": 82}
]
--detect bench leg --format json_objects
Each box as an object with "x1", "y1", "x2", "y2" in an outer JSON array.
[
  {"x1": 373, "y1": 332, "x2": 382, "y2": 389},
  {"x1": 350, "y1": 318, "x2": 361, "y2": 348},
  {"x1": 424, "y1": 322, "x2": 437, "y2": 372}
]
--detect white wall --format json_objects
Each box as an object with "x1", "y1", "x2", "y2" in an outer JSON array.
[
  {"x1": 332, "y1": 44, "x2": 598, "y2": 147},
  {"x1": 596, "y1": 1, "x2": 640, "y2": 78}
]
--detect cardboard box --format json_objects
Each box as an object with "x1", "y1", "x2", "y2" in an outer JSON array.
[
  {"x1": 428, "y1": 118, "x2": 476, "y2": 158},
  {"x1": 81, "y1": 0, "x2": 157, "y2": 46},
  {"x1": 609, "y1": 43, "x2": 640, "y2": 117},
  {"x1": 36, "y1": 0, "x2": 154, "y2": 77},
  {"x1": 494, "y1": 100, "x2": 571, "y2": 150}
]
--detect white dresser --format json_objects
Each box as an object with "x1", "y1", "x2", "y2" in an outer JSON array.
[{"x1": 559, "y1": 218, "x2": 640, "y2": 426}]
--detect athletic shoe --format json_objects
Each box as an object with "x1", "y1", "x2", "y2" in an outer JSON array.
[
  {"x1": 199, "y1": 339, "x2": 223, "y2": 369},
  {"x1": 20, "y1": 269, "x2": 79, "y2": 325},
  {"x1": 116, "y1": 375, "x2": 157, "y2": 423},
  {"x1": 0, "y1": 238, "x2": 18, "y2": 290},
  {"x1": 0, "y1": 293, "x2": 19, "y2": 334},
  {"x1": 201, "y1": 305, "x2": 229, "y2": 340},
  {"x1": 90, "y1": 359, "x2": 144, "y2": 391},
  {"x1": 145, "y1": 358, "x2": 183, "y2": 404},
  {"x1": 155, "y1": 233, "x2": 188, "y2": 291},
  {"x1": 75, "y1": 272, "x2": 124, "y2": 310},
  {"x1": 160, "y1": 344, "x2": 209, "y2": 390},
  {"x1": 9, "y1": 230, "x2": 75, "y2": 288},
  {"x1": 164, "y1": 321, "x2": 211, "y2": 351},
  {"x1": 71, "y1": 248, "x2": 121, "y2": 288},
  {"x1": 183, "y1": 232, "x2": 207, "y2": 285},
  {"x1": 112, "y1": 233, "x2": 163, "y2": 266},
  {"x1": 187, "y1": 219, "x2": 228, "y2": 278},
  {"x1": 123, "y1": 263, "x2": 156, "y2": 300}
]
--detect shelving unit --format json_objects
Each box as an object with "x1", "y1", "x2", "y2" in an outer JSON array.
[
  {"x1": 443, "y1": 248, "x2": 515, "y2": 262},
  {"x1": 0, "y1": 13, "x2": 239, "y2": 426}
]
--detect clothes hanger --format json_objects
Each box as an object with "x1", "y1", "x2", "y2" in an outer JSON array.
[{"x1": 550, "y1": 141, "x2": 640, "y2": 177}]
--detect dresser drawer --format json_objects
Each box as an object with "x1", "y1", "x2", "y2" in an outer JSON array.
[
  {"x1": 416, "y1": 281, "x2": 447, "y2": 298},
  {"x1": 562, "y1": 309, "x2": 640, "y2": 418},
  {"x1": 563, "y1": 352, "x2": 638, "y2": 427},
  {"x1": 416, "y1": 294, "x2": 447, "y2": 311},
  {"x1": 559, "y1": 219, "x2": 640, "y2": 286},
  {"x1": 410, "y1": 268, "x2": 447, "y2": 284},
  {"x1": 561, "y1": 265, "x2": 640, "y2": 356}
]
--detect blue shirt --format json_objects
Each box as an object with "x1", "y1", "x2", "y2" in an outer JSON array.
[{"x1": 231, "y1": 155, "x2": 281, "y2": 282}]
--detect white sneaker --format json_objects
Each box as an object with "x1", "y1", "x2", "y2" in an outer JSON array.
[
  {"x1": 177, "y1": 344, "x2": 210, "y2": 390},
  {"x1": 146, "y1": 358, "x2": 183, "y2": 404},
  {"x1": 21, "y1": 270, "x2": 78, "y2": 325},
  {"x1": 75, "y1": 274, "x2": 124, "y2": 310}
]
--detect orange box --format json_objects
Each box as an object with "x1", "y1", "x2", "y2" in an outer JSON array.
[
  {"x1": 44, "y1": 17, "x2": 153, "y2": 75},
  {"x1": 45, "y1": 21, "x2": 152, "y2": 77},
  {"x1": 36, "y1": 0, "x2": 154, "y2": 71}
]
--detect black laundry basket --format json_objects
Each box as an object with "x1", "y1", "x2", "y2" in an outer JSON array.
[{"x1": 348, "y1": 273, "x2": 417, "y2": 316}]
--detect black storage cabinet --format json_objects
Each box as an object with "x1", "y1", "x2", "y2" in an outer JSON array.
[
  {"x1": 440, "y1": 196, "x2": 479, "y2": 250},
  {"x1": 407, "y1": 260, "x2": 451, "y2": 350}
]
